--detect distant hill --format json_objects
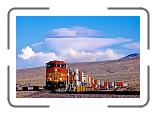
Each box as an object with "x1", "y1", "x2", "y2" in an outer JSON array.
[
  {"x1": 69, "y1": 56, "x2": 139, "y2": 81},
  {"x1": 120, "y1": 53, "x2": 140, "y2": 60}
]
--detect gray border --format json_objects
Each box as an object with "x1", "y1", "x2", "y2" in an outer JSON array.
[
  {"x1": 7, "y1": 7, "x2": 150, "y2": 108},
  {"x1": 7, "y1": 7, "x2": 50, "y2": 50},
  {"x1": 108, "y1": 66, "x2": 150, "y2": 108},
  {"x1": 107, "y1": 7, "x2": 150, "y2": 50},
  {"x1": 107, "y1": 7, "x2": 150, "y2": 108},
  {"x1": 7, "y1": 7, "x2": 50, "y2": 108}
]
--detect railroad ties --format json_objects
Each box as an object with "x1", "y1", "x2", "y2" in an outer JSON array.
[{"x1": 16, "y1": 86, "x2": 140, "y2": 95}]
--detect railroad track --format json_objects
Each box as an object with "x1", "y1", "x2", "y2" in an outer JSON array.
[
  {"x1": 16, "y1": 86, "x2": 140, "y2": 95},
  {"x1": 17, "y1": 91, "x2": 140, "y2": 98}
]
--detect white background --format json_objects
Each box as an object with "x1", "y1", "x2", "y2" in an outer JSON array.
[{"x1": 0, "y1": 0, "x2": 155, "y2": 114}]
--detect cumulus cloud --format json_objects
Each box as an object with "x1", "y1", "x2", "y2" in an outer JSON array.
[
  {"x1": 18, "y1": 46, "x2": 124, "y2": 68},
  {"x1": 18, "y1": 46, "x2": 36, "y2": 59},
  {"x1": 18, "y1": 46, "x2": 61, "y2": 67},
  {"x1": 46, "y1": 26, "x2": 100, "y2": 38}
]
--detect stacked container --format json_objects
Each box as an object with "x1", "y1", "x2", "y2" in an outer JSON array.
[
  {"x1": 103, "y1": 81, "x2": 108, "y2": 90},
  {"x1": 100, "y1": 80, "x2": 104, "y2": 87},
  {"x1": 79, "y1": 71, "x2": 83, "y2": 82},
  {"x1": 69, "y1": 70, "x2": 75, "y2": 82},
  {"x1": 82, "y1": 73, "x2": 88, "y2": 87},
  {"x1": 74, "y1": 68, "x2": 79, "y2": 81},
  {"x1": 68, "y1": 69, "x2": 75, "y2": 91},
  {"x1": 67, "y1": 68, "x2": 70, "y2": 85},
  {"x1": 91, "y1": 77, "x2": 95, "y2": 87},
  {"x1": 116, "y1": 81, "x2": 123, "y2": 87},
  {"x1": 86, "y1": 87, "x2": 92, "y2": 91},
  {"x1": 88, "y1": 75, "x2": 92, "y2": 87},
  {"x1": 76, "y1": 86, "x2": 81, "y2": 92},
  {"x1": 82, "y1": 74, "x2": 86, "y2": 82},
  {"x1": 74, "y1": 68, "x2": 79, "y2": 86},
  {"x1": 123, "y1": 82, "x2": 128, "y2": 87}
]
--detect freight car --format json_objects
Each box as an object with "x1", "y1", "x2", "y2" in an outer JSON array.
[{"x1": 45, "y1": 60, "x2": 128, "y2": 92}]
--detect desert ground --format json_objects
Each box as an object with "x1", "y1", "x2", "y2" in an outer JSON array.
[{"x1": 16, "y1": 56, "x2": 140, "y2": 98}]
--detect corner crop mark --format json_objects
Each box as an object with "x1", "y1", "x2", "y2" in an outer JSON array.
[
  {"x1": 108, "y1": 7, "x2": 150, "y2": 50},
  {"x1": 7, "y1": 66, "x2": 50, "y2": 108},
  {"x1": 7, "y1": 7, "x2": 50, "y2": 108},
  {"x1": 7, "y1": 7, "x2": 50, "y2": 50},
  {"x1": 107, "y1": 65, "x2": 150, "y2": 108}
]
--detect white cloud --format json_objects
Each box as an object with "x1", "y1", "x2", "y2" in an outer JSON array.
[
  {"x1": 18, "y1": 46, "x2": 123, "y2": 66},
  {"x1": 18, "y1": 46, "x2": 61, "y2": 63},
  {"x1": 59, "y1": 48, "x2": 124, "y2": 63},
  {"x1": 46, "y1": 26, "x2": 100, "y2": 37},
  {"x1": 18, "y1": 46, "x2": 36, "y2": 59},
  {"x1": 123, "y1": 42, "x2": 140, "y2": 49},
  {"x1": 17, "y1": 26, "x2": 137, "y2": 68},
  {"x1": 51, "y1": 28, "x2": 77, "y2": 37},
  {"x1": 45, "y1": 37, "x2": 132, "y2": 52},
  {"x1": 17, "y1": 36, "x2": 131, "y2": 68},
  {"x1": 101, "y1": 48, "x2": 123, "y2": 60},
  {"x1": 17, "y1": 46, "x2": 124, "y2": 68},
  {"x1": 31, "y1": 41, "x2": 44, "y2": 47}
]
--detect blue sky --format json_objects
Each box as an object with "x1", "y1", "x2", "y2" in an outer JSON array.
[{"x1": 16, "y1": 16, "x2": 140, "y2": 69}]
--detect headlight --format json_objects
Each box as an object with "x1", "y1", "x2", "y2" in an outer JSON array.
[
  {"x1": 55, "y1": 69, "x2": 57, "y2": 72},
  {"x1": 50, "y1": 78, "x2": 52, "y2": 81},
  {"x1": 60, "y1": 78, "x2": 62, "y2": 80}
]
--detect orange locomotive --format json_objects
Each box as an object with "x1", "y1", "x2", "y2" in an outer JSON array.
[{"x1": 46, "y1": 60, "x2": 68, "y2": 91}]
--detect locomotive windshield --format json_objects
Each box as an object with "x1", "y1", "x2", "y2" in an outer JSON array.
[
  {"x1": 46, "y1": 63, "x2": 56, "y2": 69},
  {"x1": 46, "y1": 63, "x2": 66, "y2": 69},
  {"x1": 57, "y1": 64, "x2": 66, "y2": 69}
]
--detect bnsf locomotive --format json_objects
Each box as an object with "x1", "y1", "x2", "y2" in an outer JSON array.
[
  {"x1": 45, "y1": 60, "x2": 128, "y2": 92},
  {"x1": 46, "y1": 60, "x2": 69, "y2": 91}
]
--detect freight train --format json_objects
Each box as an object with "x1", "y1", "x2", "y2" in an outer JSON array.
[{"x1": 45, "y1": 60, "x2": 128, "y2": 92}]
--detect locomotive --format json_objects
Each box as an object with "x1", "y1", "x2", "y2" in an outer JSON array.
[
  {"x1": 46, "y1": 60, "x2": 68, "y2": 91},
  {"x1": 45, "y1": 60, "x2": 128, "y2": 92}
]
